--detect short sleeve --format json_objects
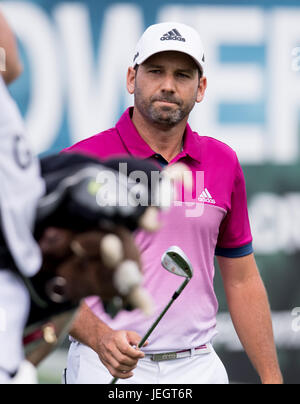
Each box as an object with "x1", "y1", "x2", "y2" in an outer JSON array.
[{"x1": 215, "y1": 154, "x2": 253, "y2": 258}]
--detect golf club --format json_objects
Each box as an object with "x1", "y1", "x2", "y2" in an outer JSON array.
[{"x1": 110, "y1": 245, "x2": 193, "y2": 384}]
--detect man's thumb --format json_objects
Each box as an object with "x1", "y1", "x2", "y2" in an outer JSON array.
[{"x1": 127, "y1": 331, "x2": 148, "y2": 348}]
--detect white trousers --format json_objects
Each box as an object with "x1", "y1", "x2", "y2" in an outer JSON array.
[
  {"x1": 65, "y1": 341, "x2": 229, "y2": 384},
  {"x1": 0, "y1": 270, "x2": 31, "y2": 383}
]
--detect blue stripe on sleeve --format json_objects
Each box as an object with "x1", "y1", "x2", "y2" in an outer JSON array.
[{"x1": 215, "y1": 242, "x2": 253, "y2": 258}]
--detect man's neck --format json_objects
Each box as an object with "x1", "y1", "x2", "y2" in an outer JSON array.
[{"x1": 131, "y1": 107, "x2": 187, "y2": 162}]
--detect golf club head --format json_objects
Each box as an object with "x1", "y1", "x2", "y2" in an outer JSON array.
[{"x1": 161, "y1": 246, "x2": 193, "y2": 279}]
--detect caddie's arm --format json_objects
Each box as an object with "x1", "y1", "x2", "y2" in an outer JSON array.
[
  {"x1": 69, "y1": 302, "x2": 146, "y2": 379},
  {"x1": 217, "y1": 253, "x2": 283, "y2": 384},
  {"x1": 0, "y1": 11, "x2": 23, "y2": 84}
]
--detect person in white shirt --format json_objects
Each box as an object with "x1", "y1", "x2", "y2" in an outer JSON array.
[{"x1": 0, "y1": 11, "x2": 44, "y2": 382}]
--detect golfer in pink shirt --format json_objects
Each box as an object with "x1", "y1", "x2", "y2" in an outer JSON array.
[{"x1": 63, "y1": 22, "x2": 282, "y2": 384}]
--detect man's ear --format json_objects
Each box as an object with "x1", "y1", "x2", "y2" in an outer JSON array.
[
  {"x1": 127, "y1": 67, "x2": 136, "y2": 95},
  {"x1": 196, "y1": 76, "x2": 207, "y2": 103}
]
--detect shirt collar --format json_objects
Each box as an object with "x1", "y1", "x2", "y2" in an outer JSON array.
[
  {"x1": 182, "y1": 122, "x2": 202, "y2": 163},
  {"x1": 116, "y1": 108, "x2": 155, "y2": 159},
  {"x1": 116, "y1": 107, "x2": 201, "y2": 163}
]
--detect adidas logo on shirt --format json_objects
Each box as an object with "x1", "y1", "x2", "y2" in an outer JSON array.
[
  {"x1": 198, "y1": 188, "x2": 216, "y2": 205},
  {"x1": 160, "y1": 28, "x2": 186, "y2": 42}
]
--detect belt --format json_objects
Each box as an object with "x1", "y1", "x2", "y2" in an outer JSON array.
[{"x1": 147, "y1": 343, "x2": 211, "y2": 362}]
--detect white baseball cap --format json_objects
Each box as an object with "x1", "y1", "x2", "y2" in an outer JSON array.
[{"x1": 133, "y1": 22, "x2": 205, "y2": 73}]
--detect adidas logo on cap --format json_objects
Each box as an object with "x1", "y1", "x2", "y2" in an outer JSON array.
[{"x1": 160, "y1": 28, "x2": 186, "y2": 42}]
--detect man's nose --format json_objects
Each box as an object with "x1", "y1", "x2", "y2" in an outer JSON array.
[{"x1": 160, "y1": 74, "x2": 176, "y2": 93}]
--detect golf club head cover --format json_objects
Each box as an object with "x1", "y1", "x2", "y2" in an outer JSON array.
[{"x1": 26, "y1": 152, "x2": 159, "y2": 327}]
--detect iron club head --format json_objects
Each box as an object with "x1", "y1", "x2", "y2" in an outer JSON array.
[{"x1": 161, "y1": 246, "x2": 193, "y2": 279}]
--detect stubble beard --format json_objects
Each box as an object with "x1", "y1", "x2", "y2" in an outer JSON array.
[{"x1": 134, "y1": 87, "x2": 196, "y2": 129}]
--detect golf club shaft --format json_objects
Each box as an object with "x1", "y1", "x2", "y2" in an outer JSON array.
[{"x1": 110, "y1": 278, "x2": 190, "y2": 384}]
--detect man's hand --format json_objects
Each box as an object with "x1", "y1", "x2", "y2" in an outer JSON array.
[{"x1": 96, "y1": 330, "x2": 148, "y2": 379}]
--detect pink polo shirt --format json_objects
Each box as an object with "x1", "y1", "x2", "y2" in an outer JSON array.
[{"x1": 64, "y1": 107, "x2": 253, "y2": 352}]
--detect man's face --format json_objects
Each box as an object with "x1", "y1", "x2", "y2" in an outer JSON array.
[{"x1": 127, "y1": 51, "x2": 206, "y2": 128}]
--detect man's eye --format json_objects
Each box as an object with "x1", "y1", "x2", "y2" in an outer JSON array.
[
  {"x1": 177, "y1": 72, "x2": 189, "y2": 78},
  {"x1": 149, "y1": 69, "x2": 161, "y2": 74}
]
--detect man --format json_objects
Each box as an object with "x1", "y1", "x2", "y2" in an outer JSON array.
[{"x1": 64, "y1": 22, "x2": 282, "y2": 384}]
